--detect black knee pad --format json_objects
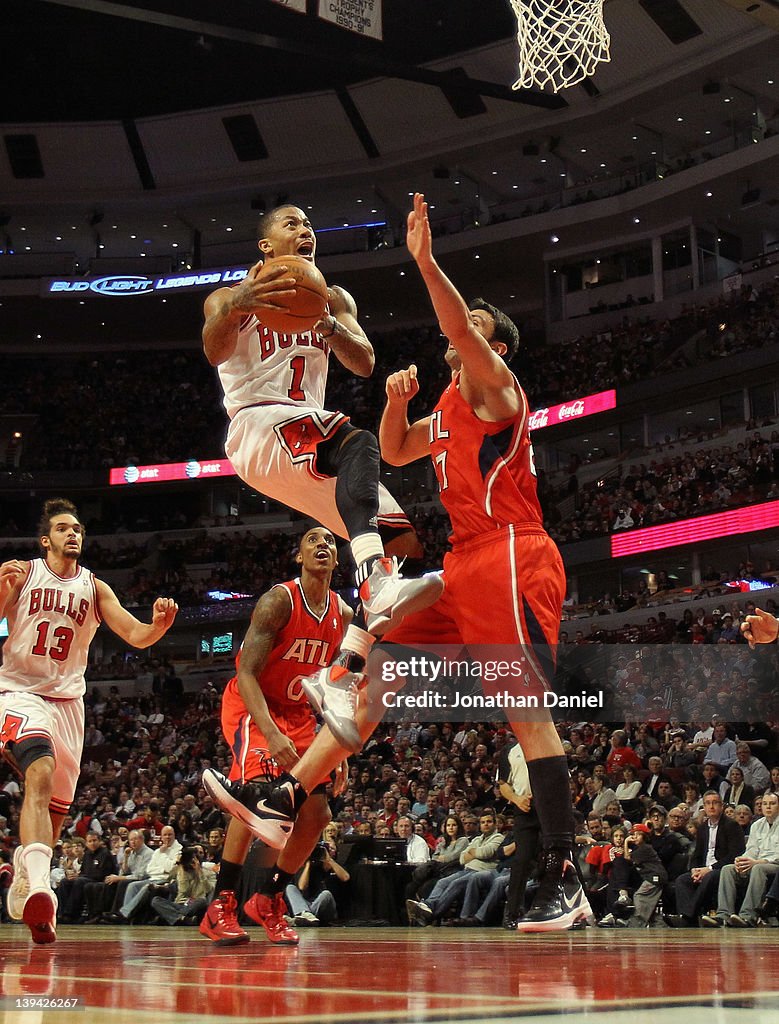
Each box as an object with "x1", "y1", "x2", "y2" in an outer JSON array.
[
  {"x1": 329, "y1": 429, "x2": 380, "y2": 536},
  {"x1": 339, "y1": 429, "x2": 379, "y2": 497},
  {"x1": 10, "y1": 736, "x2": 55, "y2": 773}
]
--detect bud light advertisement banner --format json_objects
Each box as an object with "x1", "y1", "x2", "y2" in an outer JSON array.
[{"x1": 43, "y1": 266, "x2": 248, "y2": 298}]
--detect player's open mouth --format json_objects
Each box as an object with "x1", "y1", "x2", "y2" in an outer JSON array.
[
  {"x1": 315, "y1": 550, "x2": 330, "y2": 561},
  {"x1": 297, "y1": 241, "x2": 314, "y2": 259}
]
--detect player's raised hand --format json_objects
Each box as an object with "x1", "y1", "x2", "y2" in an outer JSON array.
[
  {"x1": 231, "y1": 260, "x2": 297, "y2": 314},
  {"x1": 0, "y1": 560, "x2": 26, "y2": 585},
  {"x1": 151, "y1": 597, "x2": 179, "y2": 633},
  {"x1": 740, "y1": 607, "x2": 778, "y2": 647},
  {"x1": 406, "y1": 192, "x2": 433, "y2": 267},
  {"x1": 385, "y1": 364, "x2": 419, "y2": 405}
]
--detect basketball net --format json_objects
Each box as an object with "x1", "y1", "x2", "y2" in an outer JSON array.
[{"x1": 509, "y1": 0, "x2": 611, "y2": 93}]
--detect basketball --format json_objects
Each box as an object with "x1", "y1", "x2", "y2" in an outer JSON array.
[{"x1": 257, "y1": 254, "x2": 329, "y2": 335}]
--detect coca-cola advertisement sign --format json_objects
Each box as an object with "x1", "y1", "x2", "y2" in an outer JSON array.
[{"x1": 528, "y1": 390, "x2": 616, "y2": 432}]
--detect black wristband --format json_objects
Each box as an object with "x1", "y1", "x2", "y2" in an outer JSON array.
[{"x1": 321, "y1": 315, "x2": 338, "y2": 338}]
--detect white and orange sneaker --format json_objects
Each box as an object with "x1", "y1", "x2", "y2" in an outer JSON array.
[
  {"x1": 7, "y1": 845, "x2": 30, "y2": 922},
  {"x1": 300, "y1": 664, "x2": 364, "y2": 752},
  {"x1": 359, "y1": 556, "x2": 407, "y2": 620}
]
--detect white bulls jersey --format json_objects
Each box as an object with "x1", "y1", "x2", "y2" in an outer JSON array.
[
  {"x1": 218, "y1": 312, "x2": 331, "y2": 419},
  {"x1": 0, "y1": 558, "x2": 101, "y2": 699}
]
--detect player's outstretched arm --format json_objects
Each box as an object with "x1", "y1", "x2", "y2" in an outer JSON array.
[
  {"x1": 406, "y1": 192, "x2": 514, "y2": 394},
  {"x1": 0, "y1": 559, "x2": 28, "y2": 621},
  {"x1": 96, "y1": 580, "x2": 178, "y2": 648},
  {"x1": 202, "y1": 261, "x2": 297, "y2": 366},
  {"x1": 236, "y1": 587, "x2": 299, "y2": 769},
  {"x1": 315, "y1": 285, "x2": 375, "y2": 378},
  {"x1": 741, "y1": 607, "x2": 779, "y2": 647},
  {"x1": 379, "y1": 365, "x2": 431, "y2": 466}
]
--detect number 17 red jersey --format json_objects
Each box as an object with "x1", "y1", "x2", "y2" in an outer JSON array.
[{"x1": 429, "y1": 375, "x2": 543, "y2": 546}]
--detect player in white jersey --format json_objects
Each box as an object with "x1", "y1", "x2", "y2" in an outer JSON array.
[
  {"x1": 203, "y1": 204, "x2": 439, "y2": 751},
  {"x1": 0, "y1": 498, "x2": 178, "y2": 943}
]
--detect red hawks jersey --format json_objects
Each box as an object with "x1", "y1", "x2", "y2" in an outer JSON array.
[
  {"x1": 232, "y1": 579, "x2": 344, "y2": 710},
  {"x1": 429, "y1": 374, "x2": 543, "y2": 545},
  {"x1": 0, "y1": 558, "x2": 101, "y2": 699},
  {"x1": 218, "y1": 311, "x2": 331, "y2": 419}
]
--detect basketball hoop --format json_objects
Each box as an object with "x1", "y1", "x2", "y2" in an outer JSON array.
[{"x1": 509, "y1": 0, "x2": 611, "y2": 94}]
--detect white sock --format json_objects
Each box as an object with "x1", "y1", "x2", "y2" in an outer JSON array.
[
  {"x1": 341, "y1": 624, "x2": 375, "y2": 663},
  {"x1": 22, "y1": 842, "x2": 53, "y2": 891},
  {"x1": 350, "y1": 532, "x2": 384, "y2": 586}
]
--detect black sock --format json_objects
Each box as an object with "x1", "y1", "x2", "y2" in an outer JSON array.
[
  {"x1": 214, "y1": 858, "x2": 242, "y2": 898},
  {"x1": 526, "y1": 755, "x2": 575, "y2": 851},
  {"x1": 273, "y1": 772, "x2": 308, "y2": 815},
  {"x1": 265, "y1": 867, "x2": 294, "y2": 896}
]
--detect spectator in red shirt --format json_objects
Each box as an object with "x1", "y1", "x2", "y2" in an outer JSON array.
[
  {"x1": 606, "y1": 731, "x2": 642, "y2": 778},
  {"x1": 126, "y1": 801, "x2": 164, "y2": 840}
]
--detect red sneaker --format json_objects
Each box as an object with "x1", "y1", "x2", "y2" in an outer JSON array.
[
  {"x1": 23, "y1": 889, "x2": 57, "y2": 945},
  {"x1": 244, "y1": 893, "x2": 299, "y2": 945},
  {"x1": 199, "y1": 892, "x2": 250, "y2": 946}
]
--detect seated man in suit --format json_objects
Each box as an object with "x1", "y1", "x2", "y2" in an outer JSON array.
[
  {"x1": 668, "y1": 790, "x2": 745, "y2": 927},
  {"x1": 704, "y1": 790, "x2": 779, "y2": 927},
  {"x1": 640, "y1": 757, "x2": 673, "y2": 811}
]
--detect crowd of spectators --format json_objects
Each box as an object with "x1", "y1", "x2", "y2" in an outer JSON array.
[
  {"x1": 1, "y1": 669, "x2": 777, "y2": 929},
  {"x1": 2, "y1": 277, "x2": 777, "y2": 479},
  {"x1": 2, "y1": 503, "x2": 774, "y2": 651},
  {"x1": 0, "y1": 503, "x2": 450, "y2": 613},
  {"x1": 545, "y1": 427, "x2": 779, "y2": 545}
]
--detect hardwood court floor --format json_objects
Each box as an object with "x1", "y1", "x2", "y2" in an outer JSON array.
[{"x1": 1, "y1": 924, "x2": 778, "y2": 1024}]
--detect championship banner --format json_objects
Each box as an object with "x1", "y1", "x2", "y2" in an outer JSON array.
[
  {"x1": 318, "y1": 0, "x2": 382, "y2": 39},
  {"x1": 270, "y1": 0, "x2": 307, "y2": 11}
]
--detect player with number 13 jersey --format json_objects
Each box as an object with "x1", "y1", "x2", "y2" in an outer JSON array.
[{"x1": 0, "y1": 498, "x2": 178, "y2": 944}]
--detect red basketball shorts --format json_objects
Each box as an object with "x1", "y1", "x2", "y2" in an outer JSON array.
[
  {"x1": 221, "y1": 679, "x2": 325, "y2": 785},
  {"x1": 382, "y1": 525, "x2": 565, "y2": 700}
]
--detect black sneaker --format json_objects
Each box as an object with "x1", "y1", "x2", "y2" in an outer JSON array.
[
  {"x1": 516, "y1": 850, "x2": 591, "y2": 932},
  {"x1": 758, "y1": 896, "x2": 779, "y2": 923},
  {"x1": 202, "y1": 769, "x2": 295, "y2": 849}
]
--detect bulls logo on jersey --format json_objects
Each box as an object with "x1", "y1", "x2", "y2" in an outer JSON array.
[
  {"x1": 257, "y1": 324, "x2": 328, "y2": 361},
  {"x1": 28, "y1": 587, "x2": 90, "y2": 627}
]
